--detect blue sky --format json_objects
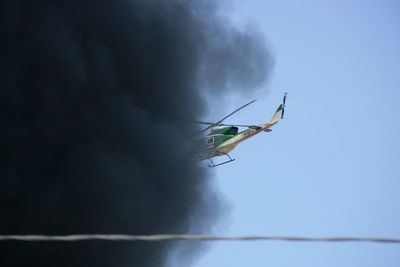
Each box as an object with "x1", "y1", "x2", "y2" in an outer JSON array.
[{"x1": 192, "y1": 1, "x2": 400, "y2": 266}]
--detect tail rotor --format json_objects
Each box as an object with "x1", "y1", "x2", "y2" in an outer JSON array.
[{"x1": 281, "y1": 92, "x2": 287, "y2": 119}]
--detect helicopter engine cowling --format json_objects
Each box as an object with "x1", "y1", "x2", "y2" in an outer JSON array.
[{"x1": 209, "y1": 126, "x2": 238, "y2": 135}]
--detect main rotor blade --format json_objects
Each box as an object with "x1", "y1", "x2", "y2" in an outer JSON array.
[
  {"x1": 189, "y1": 120, "x2": 216, "y2": 125},
  {"x1": 216, "y1": 99, "x2": 256, "y2": 125},
  {"x1": 187, "y1": 99, "x2": 256, "y2": 138},
  {"x1": 187, "y1": 125, "x2": 213, "y2": 138},
  {"x1": 217, "y1": 123, "x2": 258, "y2": 128}
]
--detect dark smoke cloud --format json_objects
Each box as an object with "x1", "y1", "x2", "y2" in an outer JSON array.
[{"x1": 0, "y1": 0, "x2": 273, "y2": 266}]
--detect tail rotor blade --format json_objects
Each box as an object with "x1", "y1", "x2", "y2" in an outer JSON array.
[{"x1": 281, "y1": 92, "x2": 287, "y2": 119}]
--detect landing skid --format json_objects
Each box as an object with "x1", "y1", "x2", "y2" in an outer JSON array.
[{"x1": 207, "y1": 154, "x2": 235, "y2": 168}]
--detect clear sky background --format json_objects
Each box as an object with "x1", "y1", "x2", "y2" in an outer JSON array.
[{"x1": 192, "y1": 1, "x2": 400, "y2": 266}]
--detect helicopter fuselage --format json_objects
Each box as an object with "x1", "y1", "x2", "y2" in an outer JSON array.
[
  {"x1": 195, "y1": 94, "x2": 286, "y2": 166},
  {"x1": 198, "y1": 122, "x2": 271, "y2": 161}
]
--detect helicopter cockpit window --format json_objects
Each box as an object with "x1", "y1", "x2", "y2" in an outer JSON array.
[
  {"x1": 206, "y1": 137, "x2": 214, "y2": 145},
  {"x1": 231, "y1": 127, "x2": 238, "y2": 135}
]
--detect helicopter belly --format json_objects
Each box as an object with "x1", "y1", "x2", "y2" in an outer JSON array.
[
  {"x1": 216, "y1": 144, "x2": 237, "y2": 155},
  {"x1": 198, "y1": 148, "x2": 218, "y2": 160}
]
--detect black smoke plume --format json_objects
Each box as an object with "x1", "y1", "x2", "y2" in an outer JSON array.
[{"x1": 0, "y1": 0, "x2": 273, "y2": 266}]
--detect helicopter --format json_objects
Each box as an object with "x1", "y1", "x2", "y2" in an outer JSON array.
[{"x1": 193, "y1": 93, "x2": 287, "y2": 167}]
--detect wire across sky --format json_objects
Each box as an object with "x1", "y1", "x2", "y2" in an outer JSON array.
[{"x1": 0, "y1": 234, "x2": 399, "y2": 244}]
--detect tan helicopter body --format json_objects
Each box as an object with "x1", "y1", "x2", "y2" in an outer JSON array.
[{"x1": 195, "y1": 93, "x2": 287, "y2": 167}]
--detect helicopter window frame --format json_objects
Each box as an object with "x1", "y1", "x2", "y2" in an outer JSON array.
[{"x1": 206, "y1": 137, "x2": 214, "y2": 145}]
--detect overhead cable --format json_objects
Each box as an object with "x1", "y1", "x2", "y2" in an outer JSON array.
[{"x1": 0, "y1": 234, "x2": 399, "y2": 244}]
